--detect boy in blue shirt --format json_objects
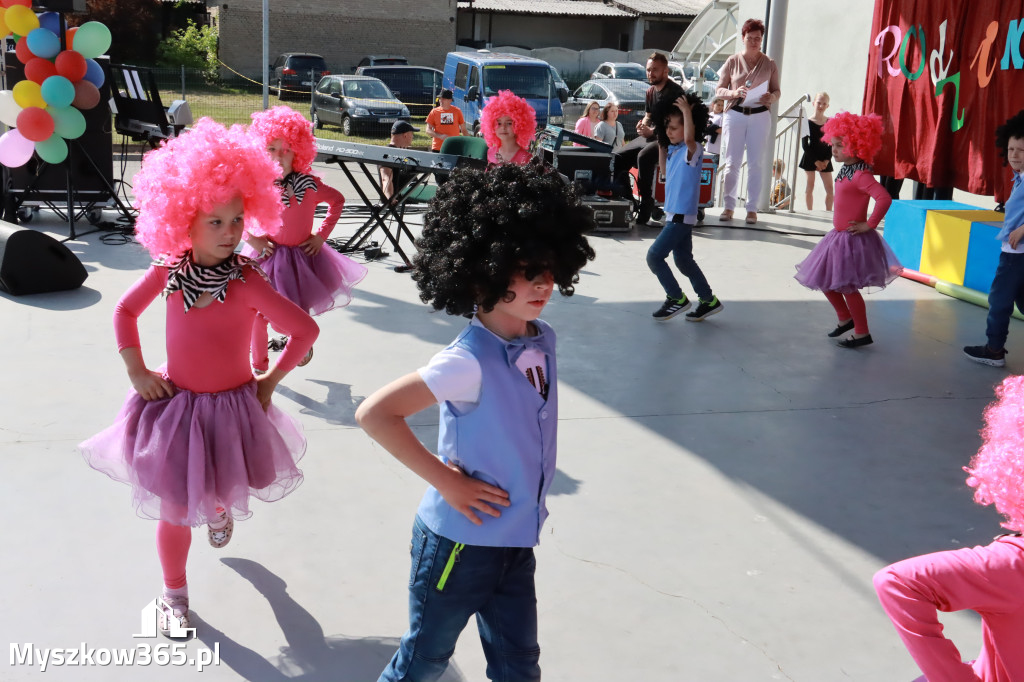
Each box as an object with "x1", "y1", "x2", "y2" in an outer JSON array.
[
  {"x1": 356, "y1": 163, "x2": 595, "y2": 682},
  {"x1": 646, "y1": 92, "x2": 724, "y2": 322},
  {"x1": 964, "y1": 110, "x2": 1024, "y2": 367}
]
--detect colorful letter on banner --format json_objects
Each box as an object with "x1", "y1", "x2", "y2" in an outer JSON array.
[{"x1": 863, "y1": 0, "x2": 1024, "y2": 203}]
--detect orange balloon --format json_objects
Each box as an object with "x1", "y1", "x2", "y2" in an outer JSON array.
[
  {"x1": 65, "y1": 26, "x2": 77, "y2": 50},
  {"x1": 6, "y1": 0, "x2": 34, "y2": 7}
]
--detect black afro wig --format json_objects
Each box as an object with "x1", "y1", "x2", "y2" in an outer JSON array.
[{"x1": 413, "y1": 163, "x2": 596, "y2": 316}]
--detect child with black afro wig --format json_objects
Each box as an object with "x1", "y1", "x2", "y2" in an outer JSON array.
[
  {"x1": 356, "y1": 162, "x2": 594, "y2": 682},
  {"x1": 964, "y1": 109, "x2": 1024, "y2": 367}
]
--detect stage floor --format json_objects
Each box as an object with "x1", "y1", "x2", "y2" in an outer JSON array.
[{"x1": 0, "y1": 159, "x2": 1014, "y2": 681}]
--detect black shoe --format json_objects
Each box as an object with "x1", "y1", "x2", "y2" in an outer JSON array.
[
  {"x1": 268, "y1": 336, "x2": 287, "y2": 352},
  {"x1": 652, "y1": 295, "x2": 691, "y2": 321},
  {"x1": 837, "y1": 334, "x2": 873, "y2": 348},
  {"x1": 827, "y1": 320, "x2": 855, "y2": 338},
  {"x1": 963, "y1": 344, "x2": 1006, "y2": 367},
  {"x1": 651, "y1": 206, "x2": 665, "y2": 221},
  {"x1": 685, "y1": 297, "x2": 723, "y2": 322},
  {"x1": 636, "y1": 199, "x2": 653, "y2": 225}
]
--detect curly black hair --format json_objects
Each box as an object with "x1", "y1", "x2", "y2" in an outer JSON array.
[
  {"x1": 654, "y1": 90, "x2": 710, "y2": 145},
  {"x1": 413, "y1": 163, "x2": 597, "y2": 316},
  {"x1": 995, "y1": 109, "x2": 1024, "y2": 165}
]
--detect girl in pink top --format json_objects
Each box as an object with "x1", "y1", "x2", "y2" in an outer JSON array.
[
  {"x1": 481, "y1": 90, "x2": 536, "y2": 166},
  {"x1": 573, "y1": 100, "x2": 600, "y2": 146},
  {"x1": 793, "y1": 112, "x2": 902, "y2": 348},
  {"x1": 874, "y1": 375, "x2": 1024, "y2": 682},
  {"x1": 245, "y1": 106, "x2": 367, "y2": 372},
  {"x1": 79, "y1": 118, "x2": 319, "y2": 637}
]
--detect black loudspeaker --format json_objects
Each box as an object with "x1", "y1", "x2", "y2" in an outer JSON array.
[
  {"x1": 0, "y1": 223, "x2": 87, "y2": 295},
  {"x1": 3, "y1": 53, "x2": 113, "y2": 197}
]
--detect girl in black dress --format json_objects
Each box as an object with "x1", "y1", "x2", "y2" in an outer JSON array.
[{"x1": 799, "y1": 92, "x2": 834, "y2": 211}]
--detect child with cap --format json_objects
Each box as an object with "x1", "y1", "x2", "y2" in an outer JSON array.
[{"x1": 426, "y1": 89, "x2": 468, "y2": 152}]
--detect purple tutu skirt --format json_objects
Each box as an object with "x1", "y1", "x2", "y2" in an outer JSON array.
[
  {"x1": 79, "y1": 380, "x2": 305, "y2": 526},
  {"x1": 260, "y1": 244, "x2": 367, "y2": 316},
  {"x1": 794, "y1": 229, "x2": 903, "y2": 294}
]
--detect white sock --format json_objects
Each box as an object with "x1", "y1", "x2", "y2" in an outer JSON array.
[{"x1": 162, "y1": 584, "x2": 188, "y2": 602}]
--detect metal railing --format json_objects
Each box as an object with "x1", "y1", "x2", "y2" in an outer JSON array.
[{"x1": 716, "y1": 93, "x2": 811, "y2": 213}]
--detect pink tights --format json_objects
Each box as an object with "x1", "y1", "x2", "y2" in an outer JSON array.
[
  {"x1": 156, "y1": 521, "x2": 192, "y2": 590},
  {"x1": 823, "y1": 290, "x2": 868, "y2": 335}
]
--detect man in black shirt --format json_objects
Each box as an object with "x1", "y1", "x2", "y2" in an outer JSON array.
[{"x1": 612, "y1": 52, "x2": 684, "y2": 225}]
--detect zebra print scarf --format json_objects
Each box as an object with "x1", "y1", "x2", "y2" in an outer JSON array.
[
  {"x1": 158, "y1": 251, "x2": 263, "y2": 312},
  {"x1": 277, "y1": 172, "x2": 318, "y2": 204},
  {"x1": 836, "y1": 161, "x2": 871, "y2": 182}
]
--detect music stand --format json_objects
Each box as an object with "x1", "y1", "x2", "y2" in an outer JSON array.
[{"x1": 109, "y1": 64, "x2": 187, "y2": 147}]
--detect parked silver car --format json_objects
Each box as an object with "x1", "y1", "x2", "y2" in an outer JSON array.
[
  {"x1": 590, "y1": 61, "x2": 648, "y2": 83},
  {"x1": 562, "y1": 79, "x2": 649, "y2": 141},
  {"x1": 310, "y1": 75, "x2": 411, "y2": 136}
]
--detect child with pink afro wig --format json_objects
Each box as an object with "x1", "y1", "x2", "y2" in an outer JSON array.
[
  {"x1": 245, "y1": 106, "x2": 366, "y2": 372},
  {"x1": 480, "y1": 89, "x2": 536, "y2": 165},
  {"x1": 80, "y1": 116, "x2": 319, "y2": 638},
  {"x1": 794, "y1": 111, "x2": 901, "y2": 349},
  {"x1": 133, "y1": 117, "x2": 283, "y2": 258},
  {"x1": 874, "y1": 375, "x2": 1024, "y2": 682}
]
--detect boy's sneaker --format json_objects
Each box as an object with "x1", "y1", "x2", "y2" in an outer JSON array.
[
  {"x1": 685, "y1": 297, "x2": 724, "y2": 322},
  {"x1": 963, "y1": 345, "x2": 1006, "y2": 367},
  {"x1": 652, "y1": 295, "x2": 691, "y2": 321}
]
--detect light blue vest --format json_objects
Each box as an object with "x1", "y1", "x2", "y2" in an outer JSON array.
[
  {"x1": 416, "y1": 319, "x2": 558, "y2": 547},
  {"x1": 664, "y1": 142, "x2": 702, "y2": 218}
]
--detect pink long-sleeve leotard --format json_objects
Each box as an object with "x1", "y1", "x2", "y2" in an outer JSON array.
[
  {"x1": 875, "y1": 534, "x2": 1024, "y2": 682},
  {"x1": 113, "y1": 264, "x2": 319, "y2": 393},
  {"x1": 833, "y1": 167, "x2": 891, "y2": 231},
  {"x1": 273, "y1": 181, "x2": 344, "y2": 246}
]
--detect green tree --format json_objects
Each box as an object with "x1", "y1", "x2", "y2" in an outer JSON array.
[{"x1": 157, "y1": 20, "x2": 219, "y2": 82}]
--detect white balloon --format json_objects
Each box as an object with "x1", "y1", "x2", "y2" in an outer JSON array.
[{"x1": 0, "y1": 90, "x2": 22, "y2": 129}]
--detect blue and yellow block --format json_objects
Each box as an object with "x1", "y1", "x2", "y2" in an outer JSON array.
[{"x1": 883, "y1": 200, "x2": 1004, "y2": 292}]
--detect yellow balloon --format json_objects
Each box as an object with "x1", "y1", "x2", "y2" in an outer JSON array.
[
  {"x1": 0, "y1": 18, "x2": 8, "y2": 42},
  {"x1": 13, "y1": 80, "x2": 45, "y2": 109},
  {"x1": 5, "y1": 6, "x2": 38, "y2": 37}
]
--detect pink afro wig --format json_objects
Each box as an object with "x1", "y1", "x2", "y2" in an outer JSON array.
[
  {"x1": 821, "y1": 112, "x2": 883, "y2": 164},
  {"x1": 249, "y1": 105, "x2": 316, "y2": 175},
  {"x1": 133, "y1": 117, "x2": 283, "y2": 258},
  {"x1": 481, "y1": 90, "x2": 537, "y2": 150},
  {"x1": 965, "y1": 375, "x2": 1024, "y2": 531}
]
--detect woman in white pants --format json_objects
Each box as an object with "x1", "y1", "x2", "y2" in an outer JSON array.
[{"x1": 716, "y1": 18, "x2": 781, "y2": 224}]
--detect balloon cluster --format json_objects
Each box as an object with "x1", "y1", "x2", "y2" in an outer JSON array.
[{"x1": 0, "y1": 1, "x2": 111, "y2": 167}]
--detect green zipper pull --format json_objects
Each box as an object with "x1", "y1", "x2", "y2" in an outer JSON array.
[{"x1": 436, "y1": 543, "x2": 465, "y2": 591}]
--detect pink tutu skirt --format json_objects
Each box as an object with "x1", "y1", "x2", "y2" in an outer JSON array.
[
  {"x1": 794, "y1": 229, "x2": 903, "y2": 294},
  {"x1": 79, "y1": 380, "x2": 305, "y2": 526},
  {"x1": 260, "y1": 244, "x2": 367, "y2": 316}
]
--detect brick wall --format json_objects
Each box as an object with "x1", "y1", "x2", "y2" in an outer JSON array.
[{"x1": 216, "y1": 0, "x2": 457, "y2": 76}]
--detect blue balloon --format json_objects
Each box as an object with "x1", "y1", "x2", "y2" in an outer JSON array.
[
  {"x1": 41, "y1": 76, "x2": 75, "y2": 108},
  {"x1": 38, "y1": 13, "x2": 61, "y2": 35},
  {"x1": 83, "y1": 59, "x2": 105, "y2": 88},
  {"x1": 26, "y1": 28, "x2": 61, "y2": 60}
]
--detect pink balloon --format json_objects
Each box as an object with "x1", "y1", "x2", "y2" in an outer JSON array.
[
  {"x1": 0, "y1": 129, "x2": 36, "y2": 167},
  {"x1": 71, "y1": 80, "x2": 100, "y2": 110}
]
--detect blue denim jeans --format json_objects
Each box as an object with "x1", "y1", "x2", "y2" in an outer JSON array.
[
  {"x1": 986, "y1": 251, "x2": 1024, "y2": 350},
  {"x1": 378, "y1": 516, "x2": 540, "y2": 682},
  {"x1": 646, "y1": 218, "x2": 712, "y2": 302}
]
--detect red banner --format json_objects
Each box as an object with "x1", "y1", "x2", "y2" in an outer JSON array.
[{"x1": 863, "y1": 0, "x2": 1024, "y2": 201}]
